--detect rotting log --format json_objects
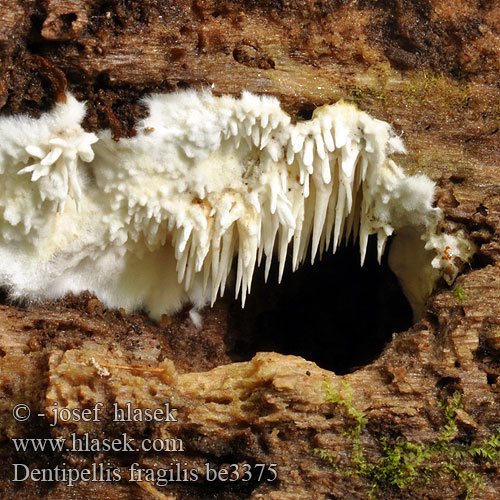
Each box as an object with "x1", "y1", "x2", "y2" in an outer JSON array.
[{"x1": 1, "y1": 1, "x2": 500, "y2": 499}]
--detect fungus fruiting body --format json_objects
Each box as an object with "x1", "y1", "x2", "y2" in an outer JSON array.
[{"x1": 0, "y1": 91, "x2": 474, "y2": 319}]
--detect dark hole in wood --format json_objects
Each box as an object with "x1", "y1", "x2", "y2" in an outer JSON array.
[{"x1": 226, "y1": 238, "x2": 413, "y2": 374}]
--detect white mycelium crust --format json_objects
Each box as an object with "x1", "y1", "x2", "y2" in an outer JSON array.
[{"x1": 0, "y1": 91, "x2": 474, "y2": 319}]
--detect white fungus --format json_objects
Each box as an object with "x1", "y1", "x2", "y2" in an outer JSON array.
[{"x1": 0, "y1": 90, "x2": 475, "y2": 319}]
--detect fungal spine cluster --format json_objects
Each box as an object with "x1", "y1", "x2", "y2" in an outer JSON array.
[{"x1": 0, "y1": 91, "x2": 474, "y2": 319}]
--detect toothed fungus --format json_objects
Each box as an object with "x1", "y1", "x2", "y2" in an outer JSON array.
[{"x1": 0, "y1": 90, "x2": 475, "y2": 319}]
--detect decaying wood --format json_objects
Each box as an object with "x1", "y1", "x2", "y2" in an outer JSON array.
[{"x1": 1, "y1": 1, "x2": 500, "y2": 499}]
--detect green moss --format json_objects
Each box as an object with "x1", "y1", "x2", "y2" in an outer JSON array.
[
  {"x1": 454, "y1": 285, "x2": 467, "y2": 301},
  {"x1": 401, "y1": 72, "x2": 472, "y2": 111},
  {"x1": 348, "y1": 86, "x2": 365, "y2": 100},
  {"x1": 315, "y1": 382, "x2": 500, "y2": 499},
  {"x1": 346, "y1": 85, "x2": 387, "y2": 106}
]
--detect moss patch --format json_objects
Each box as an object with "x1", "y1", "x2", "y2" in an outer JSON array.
[{"x1": 316, "y1": 382, "x2": 500, "y2": 499}]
